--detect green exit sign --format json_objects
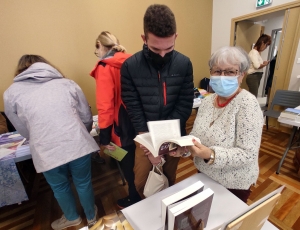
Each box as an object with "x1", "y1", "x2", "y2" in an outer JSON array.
[{"x1": 256, "y1": 0, "x2": 272, "y2": 7}]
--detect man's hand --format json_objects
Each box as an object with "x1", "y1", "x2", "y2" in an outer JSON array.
[
  {"x1": 147, "y1": 154, "x2": 162, "y2": 165},
  {"x1": 140, "y1": 144, "x2": 162, "y2": 165}
]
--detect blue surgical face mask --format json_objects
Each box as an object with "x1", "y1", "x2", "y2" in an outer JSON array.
[{"x1": 209, "y1": 76, "x2": 239, "y2": 97}]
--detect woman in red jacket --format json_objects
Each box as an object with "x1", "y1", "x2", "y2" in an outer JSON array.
[{"x1": 90, "y1": 31, "x2": 140, "y2": 208}]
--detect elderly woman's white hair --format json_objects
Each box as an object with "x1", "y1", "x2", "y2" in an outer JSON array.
[{"x1": 208, "y1": 46, "x2": 250, "y2": 73}]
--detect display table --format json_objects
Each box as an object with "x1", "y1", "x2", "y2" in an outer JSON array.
[
  {"x1": 0, "y1": 128, "x2": 99, "y2": 207},
  {"x1": 277, "y1": 116, "x2": 300, "y2": 174},
  {"x1": 122, "y1": 173, "x2": 278, "y2": 230}
]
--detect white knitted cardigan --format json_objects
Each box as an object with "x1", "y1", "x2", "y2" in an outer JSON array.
[{"x1": 191, "y1": 89, "x2": 263, "y2": 189}]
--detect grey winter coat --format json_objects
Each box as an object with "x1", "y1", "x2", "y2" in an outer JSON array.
[{"x1": 4, "y1": 62, "x2": 99, "y2": 173}]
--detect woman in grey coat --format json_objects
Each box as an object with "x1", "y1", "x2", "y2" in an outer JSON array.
[{"x1": 4, "y1": 55, "x2": 100, "y2": 229}]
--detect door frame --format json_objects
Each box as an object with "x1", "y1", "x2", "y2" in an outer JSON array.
[
  {"x1": 230, "y1": 2, "x2": 300, "y2": 131},
  {"x1": 262, "y1": 28, "x2": 282, "y2": 97}
]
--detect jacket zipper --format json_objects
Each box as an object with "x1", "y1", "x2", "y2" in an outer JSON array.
[
  {"x1": 158, "y1": 71, "x2": 167, "y2": 107},
  {"x1": 163, "y1": 82, "x2": 167, "y2": 106}
]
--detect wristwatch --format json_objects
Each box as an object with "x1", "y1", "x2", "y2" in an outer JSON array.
[{"x1": 204, "y1": 149, "x2": 215, "y2": 165}]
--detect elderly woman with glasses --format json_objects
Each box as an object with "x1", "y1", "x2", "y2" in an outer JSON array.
[{"x1": 170, "y1": 46, "x2": 264, "y2": 203}]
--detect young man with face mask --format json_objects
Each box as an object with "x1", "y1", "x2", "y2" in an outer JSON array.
[{"x1": 121, "y1": 4, "x2": 194, "y2": 206}]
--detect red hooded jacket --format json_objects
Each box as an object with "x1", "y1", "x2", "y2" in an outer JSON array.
[{"x1": 90, "y1": 51, "x2": 136, "y2": 147}]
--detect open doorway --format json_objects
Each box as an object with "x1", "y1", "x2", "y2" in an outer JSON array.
[
  {"x1": 263, "y1": 28, "x2": 282, "y2": 107},
  {"x1": 234, "y1": 10, "x2": 285, "y2": 107},
  {"x1": 231, "y1": 3, "x2": 300, "y2": 129}
]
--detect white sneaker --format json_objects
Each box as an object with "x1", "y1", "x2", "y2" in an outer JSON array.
[
  {"x1": 51, "y1": 215, "x2": 82, "y2": 230},
  {"x1": 87, "y1": 205, "x2": 98, "y2": 228}
]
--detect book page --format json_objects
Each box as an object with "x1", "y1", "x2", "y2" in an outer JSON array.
[
  {"x1": 168, "y1": 135, "x2": 201, "y2": 147},
  {"x1": 147, "y1": 120, "x2": 181, "y2": 153},
  {"x1": 134, "y1": 133, "x2": 156, "y2": 155}
]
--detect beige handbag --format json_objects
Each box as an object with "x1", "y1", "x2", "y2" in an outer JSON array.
[{"x1": 143, "y1": 165, "x2": 169, "y2": 198}]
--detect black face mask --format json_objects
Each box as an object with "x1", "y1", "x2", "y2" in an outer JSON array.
[{"x1": 148, "y1": 48, "x2": 173, "y2": 68}]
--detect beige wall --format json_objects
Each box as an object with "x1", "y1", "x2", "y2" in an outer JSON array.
[{"x1": 0, "y1": 1, "x2": 212, "y2": 114}]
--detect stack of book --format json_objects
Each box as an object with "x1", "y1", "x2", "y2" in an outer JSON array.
[
  {"x1": 161, "y1": 180, "x2": 214, "y2": 230},
  {"x1": 0, "y1": 132, "x2": 27, "y2": 161},
  {"x1": 279, "y1": 108, "x2": 300, "y2": 120}
]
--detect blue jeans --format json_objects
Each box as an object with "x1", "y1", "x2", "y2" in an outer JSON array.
[{"x1": 43, "y1": 154, "x2": 95, "y2": 221}]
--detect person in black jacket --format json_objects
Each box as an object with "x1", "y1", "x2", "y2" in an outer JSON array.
[{"x1": 121, "y1": 4, "x2": 194, "y2": 207}]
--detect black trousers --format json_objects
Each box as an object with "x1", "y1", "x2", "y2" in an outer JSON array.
[
  {"x1": 246, "y1": 72, "x2": 263, "y2": 97},
  {"x1": 120, "y1": 144, "x2": 141, "y2": 202}
]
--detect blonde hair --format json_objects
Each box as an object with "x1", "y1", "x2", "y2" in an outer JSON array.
[{"x1": 96, "y1": 31, "x2": 126, "y2": 52}]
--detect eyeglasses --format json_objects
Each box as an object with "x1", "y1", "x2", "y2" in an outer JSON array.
[{"x1": 210, "y1": 69, "x2": 239, "y2": 76}]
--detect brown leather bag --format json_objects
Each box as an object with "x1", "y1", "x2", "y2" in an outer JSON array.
[{"x1": 293, "y1": 148, "x2": 300, "y2": 176}]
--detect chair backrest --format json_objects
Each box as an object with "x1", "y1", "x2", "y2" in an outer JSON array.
[
  {"x1": 224, "y1": 185, "x2": 284, "y2": 230},
  {"x1": 270, "y1": 90, "x2": 300, "y2": 110},
  {"x1": 225, "y1": 193, "x2": 281, "y2": 230}
]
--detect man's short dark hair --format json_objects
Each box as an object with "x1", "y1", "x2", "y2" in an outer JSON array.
[{"x1": 143, "y1": 4, "x2": 176, "y2": 38}]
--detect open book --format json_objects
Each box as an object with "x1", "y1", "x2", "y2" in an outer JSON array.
[
  {"x1": 134, "y1": 119, "x2": 200, "y2": 157},
  {"x1": 167, "y1": 188, "x2": 214, "y2": 230},
  {"x1": 161, "y1": 180, "x2": 204, "y2": 229}
]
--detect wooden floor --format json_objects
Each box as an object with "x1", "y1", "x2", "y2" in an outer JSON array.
[{"x1": 0, "y1": 126, "x2": 300, "y2": 230}]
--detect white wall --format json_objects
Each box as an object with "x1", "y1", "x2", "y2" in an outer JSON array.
[{"x1": 212, "y1": 0, "x2": 299, "y2": 94}]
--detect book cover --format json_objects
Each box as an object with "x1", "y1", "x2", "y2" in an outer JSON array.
[
  {"x1": 161, "y1": 180, "x2": 205, "y2": 229},
  {"x1": 103, "y1": 142, "x2": 128, "y2": 161},
  {"x1": 168, "y1": 188, "x2": 214, "y2": 230}
]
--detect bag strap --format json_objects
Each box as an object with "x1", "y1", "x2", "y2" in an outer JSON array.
[{"x1": 152, "y1": 165, "x2": 164, "y2": 175}]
